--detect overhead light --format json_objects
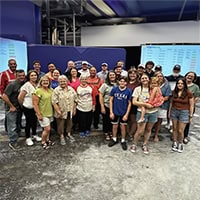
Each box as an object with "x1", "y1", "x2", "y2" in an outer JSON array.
[
  {"x1": 85, "y1": 2, "x2": 102, "y2": 17},
  {"x1": 91, "y1": 0, "x2": 116, "y2": 16}
]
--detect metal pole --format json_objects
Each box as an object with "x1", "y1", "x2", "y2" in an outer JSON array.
[
  {"x1": 73, "y1": 10, "x2": 76, "y2": 46},
  {"x1": 64, "y1": 19, "x2": 67, "y2": 45},
  {"x1": 46, "y1": 0, "x2": 51, "y2": 44}
]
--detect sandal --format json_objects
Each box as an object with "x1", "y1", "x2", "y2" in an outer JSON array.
[
  {"x1": 42, "y1": 143, "x2": 49, "y2": 150},
  {"x1": 46, "y1": 140, "x2": 55, "y2": 146}
]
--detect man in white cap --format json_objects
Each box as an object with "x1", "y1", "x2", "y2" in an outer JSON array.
[
  {"x1": 78, "y1": 61, "x2": 90, "y2": 77},
  {"x1": 137, "y1": 64, "x2": 145, "y2": 78},
  {"x1": 97, "y1": 63, "x2": 108, "y2": 81}
]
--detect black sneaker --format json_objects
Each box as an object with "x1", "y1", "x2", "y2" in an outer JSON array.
[
  {"x1": 108, "y1": 139, "x2": 118, "y2": 147},
  {"x1": 8, "y1": 143, "x2": 20, "y2": 151},
  {"x1": 121, "y1": 142, "x2": 127, "y2": 151}
]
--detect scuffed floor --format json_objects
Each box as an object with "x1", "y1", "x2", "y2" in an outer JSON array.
[{"x1": 0, "y1": 101, "x2": 200, "y2": 200}]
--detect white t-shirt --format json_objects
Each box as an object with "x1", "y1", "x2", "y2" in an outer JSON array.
[
  {"x1": 20, "y1": 82, "x2": 36, "y2": 109},
  {"x1": 132, "y1": 86, "x2": 158, "y2": 113}
]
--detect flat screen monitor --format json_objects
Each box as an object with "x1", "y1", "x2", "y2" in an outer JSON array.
[
  {"x1": 141, "y1": 44, "x2": 200, "y2": 76},
  {"x1": 0, "y1": 37, "x2": 28, "y2": 73}
]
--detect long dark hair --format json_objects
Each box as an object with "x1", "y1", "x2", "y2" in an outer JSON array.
[
  {"x1": 105, "y1": 70, "x2": 117, "y2": 86},
  {"x1": 173, "y1": 78, "x2": 188, "y2": 99},
  {"x1": 68, "y1": 67, "x2": 78, "y2": 83}
]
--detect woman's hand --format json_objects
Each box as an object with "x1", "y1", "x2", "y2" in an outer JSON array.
[{"x1": 37, "y1": 113, "x2": 43, "y2": 121}]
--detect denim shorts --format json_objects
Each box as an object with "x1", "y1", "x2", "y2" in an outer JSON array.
[
  {"x1": 170, "y1": 108, "x2": 189, "y2": 123},
  {"x1": 136, "y1": 111, "x2": 158, "y2": 123}
]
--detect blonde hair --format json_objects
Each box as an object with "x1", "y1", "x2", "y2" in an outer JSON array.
[
  {"x1": 38, "y1": 75, "x2": 51, "y2": 88},
  {"x1": 150, "y1": 76, "x2": 161, "y2": 86}
]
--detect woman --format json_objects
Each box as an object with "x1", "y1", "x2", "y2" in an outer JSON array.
[
  {"x1": 130, "y1": 73, "x2": 158, "y2": 154},
  {"x1": 126, "y1": 69, "x2": 140, "y2": 139},
  {"x1": 51, "y1": 69, "x2": 61, "y2": 89},
  {"x1": 169, "y1": 78, "x2": 194, "y2": 153},
  {"x1": 32, "y1": 75, "x2": 54, "y2": 149},
  {"x1": 99, "y1": 70, "x2": 117, "y2": 140},
  {"x1": 18, "y1": 70, "x2": 41, "y2": 146},
  {"x1": 52, "y1": 75, "x2": 77, "y2": 145},
  {"x1": 183, "y1": 72, "x2": 200, "y2": 144},
  {"x1": 153, "y1": 72, "x2": 172, "y2": 142},
  {"x1": 68, "y1": 68, "x2": 81, "y2": 91},
  {"x1": 76, "y1": 75, "x2": 96, "y2": 137}
]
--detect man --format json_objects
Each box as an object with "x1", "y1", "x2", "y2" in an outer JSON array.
[
  {"x1": 46, "y1": 63, "x2": 56, "y2": 80},
  {"x1": 166, "y1": 64, "x2": 183, "y2": 90},
  {"x1": 87, "y1": 66, "x2": 103, "y2": 129},
  {"x1": 1, "y1": 70, "x2": 26, "y2": 150},
  {"x1": 64, "y1": 60, "x2": 80, "y2": 79},
  {"x1": 137, "y1": 64, "x2": 145, "y2": 78},
  {"x1": 154, "y1": 65, "x2": 162, "y2": 73},
  {"x1": 97, "y1": 63, "x2": 108, "y2": 81},
  {"x1": 78, "y1": 61, "x2": 90, "y2": 77},
  {"x1": 145, "y1": 61, "x2": 155, "y2": 78},
  {"x1": 0, "y1": 59, "x2": 17, "y2": 97},
  {"x1": 33, "y1": 60, "x2": 45, "y2": 80},
  {"x1": 117, "y1": 60, "x2": 128, "y2": 77}
]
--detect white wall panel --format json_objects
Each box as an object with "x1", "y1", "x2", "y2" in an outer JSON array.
[{"x1": 81, "y1": 21, "x2": 200, "y2": 46}]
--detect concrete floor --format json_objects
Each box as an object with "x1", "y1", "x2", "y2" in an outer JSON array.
[{"x1": 0, "y1": 100, "x2": 200, "y2": 200}]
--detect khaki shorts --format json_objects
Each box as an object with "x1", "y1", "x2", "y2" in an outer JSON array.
[{"x1": 38, "y1": 117, "x2": 53, "y2": 127}]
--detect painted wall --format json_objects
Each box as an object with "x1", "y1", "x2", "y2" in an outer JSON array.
[
  {"x1": 0, "y1": 0, "x2": 41, "y2": 44},
  {"x1": 81, "y1": 21, "x2": 200, "y2": 46},
  {"x1": 28, "y1": 45, "x2": 126, "y2": 73}
]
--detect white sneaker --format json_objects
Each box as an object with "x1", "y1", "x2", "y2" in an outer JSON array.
[
  {"x1": 67, "y1": 135, "x2": 75, "y2": 143},
  {"x1": 26, "y1": 138, "x2": 34, "y2": 146},
  {"x1": 32, "y1": 135, "x2": 42, "y2": 142}
]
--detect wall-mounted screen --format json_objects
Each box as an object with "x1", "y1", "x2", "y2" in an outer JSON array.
[
  {"x1": 141, "y1": 44, "x2": 200, "y2": 76},
  {"x1": 0, "y1": 37, "x2": 28, "y2": 73}
]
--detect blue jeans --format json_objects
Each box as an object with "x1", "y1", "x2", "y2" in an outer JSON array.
[{"x1": 6, "y1": 110, "x2": 19, "y2": 144}]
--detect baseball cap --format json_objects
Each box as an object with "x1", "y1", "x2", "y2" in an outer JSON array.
[
  {"x1": 138, "y1": 64, "x2": 145, "y2": 69},
  {"x1": 155, "y1": 65, "x2": 162, "y2": 71},
  {"x1": 82, "y1": 61, "x2": 88, "y2": 65},
  {"x1": 101, "y1": 62, "x2": 108, "y2": 66},
  {"x1": 173, "y1": 64, "x2": 181, "y2": 71}
]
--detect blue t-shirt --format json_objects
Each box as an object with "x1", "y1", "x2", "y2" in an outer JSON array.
[
  {"x1": 110, "y1": 86, "x2": 132, "y2": 116},
  {"x1": 51, "y1": 80, "x2": 59, "y2": 89}
]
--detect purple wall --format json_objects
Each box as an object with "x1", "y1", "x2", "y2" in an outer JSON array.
[{"x1": 0, "y1": 0, "x2": 41, "y2": 44}]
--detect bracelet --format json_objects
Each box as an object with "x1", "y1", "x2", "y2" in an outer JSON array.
[{"x1": 189, "y1": 116, "x2": 193, "y2": 118}]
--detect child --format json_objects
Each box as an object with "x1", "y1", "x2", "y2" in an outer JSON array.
[
  {"x1": 138, "y1": 76, "x2": 164, "y2": 123},
  {"x1": 108, "y1": 76, "x2": 132, "y2": 151},
  {"x1": 76, "y1": 75, "x2": 96, "y2": 137}
]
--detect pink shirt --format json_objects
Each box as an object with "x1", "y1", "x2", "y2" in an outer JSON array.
[{"x1": 68, "y1": 78, "x2": 80, "y2": 91}]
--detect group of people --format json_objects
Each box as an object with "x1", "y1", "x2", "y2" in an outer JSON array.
[{"x1": 0, "y1": 59, "x2": 199, "y2": 154}]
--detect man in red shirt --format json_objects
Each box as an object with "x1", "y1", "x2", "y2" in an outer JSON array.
[{"x1": 0, "y1": 59, "x2": 17, "y2": 97}]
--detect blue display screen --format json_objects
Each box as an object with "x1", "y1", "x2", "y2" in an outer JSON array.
[
  {"x1": 141, "y1": 44, "x2": 200, "y2": 76},
  {"x1": 0, "y1": 37, "x2": 28, "y2": 73}
]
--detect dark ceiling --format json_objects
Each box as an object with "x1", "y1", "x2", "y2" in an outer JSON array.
[{"x1": 39, "y1": 0, "x2": 200, "y2": 26}]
